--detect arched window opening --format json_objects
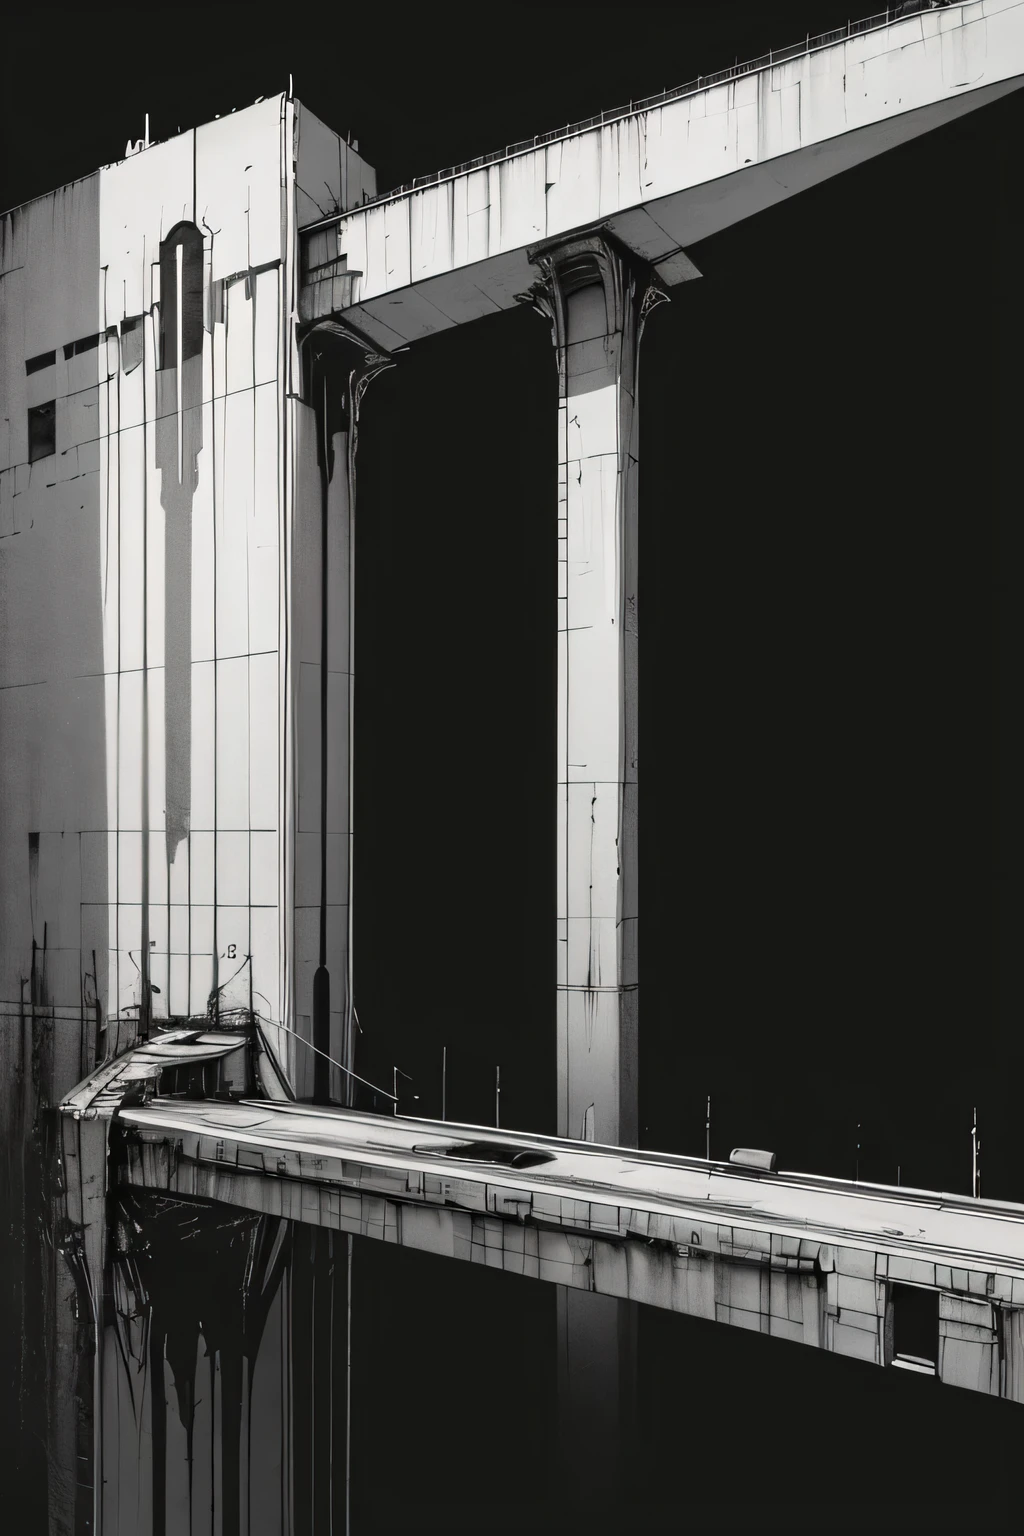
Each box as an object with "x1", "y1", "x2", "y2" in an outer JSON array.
[{"x1": 158, "y1": 222, "x2": 204, "y2": 371}]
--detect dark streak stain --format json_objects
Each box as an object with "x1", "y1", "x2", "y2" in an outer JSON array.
[{"x1": 155, "y1": 225, "x2": 204, "y2": 875}]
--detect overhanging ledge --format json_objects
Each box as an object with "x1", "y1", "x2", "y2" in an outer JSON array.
[{"x1": 299, "y1": 1, "x2": 1024, "y2": 351}]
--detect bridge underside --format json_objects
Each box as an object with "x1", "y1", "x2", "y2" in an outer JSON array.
[{"x1": 110, "y1": 1101, "x2": 1024, "y2": 1404}]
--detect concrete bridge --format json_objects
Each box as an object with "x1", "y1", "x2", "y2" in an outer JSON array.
[
  {"x1": 299, "y1": 0, "x2": 1024, "y2": 1148},
  {"x1": 3, "y1": 3, "x2": 1023, "y2": 1532},
  {"x1": 305, "y1": 0, "x2": 1024, "y2": 353},
  {"x1": 52, "y1": 1015, "x2": 1024, "y2": 1531},
  {"x1": 62, "y1": 1027, "x2": 1024, "y2": 1399}
]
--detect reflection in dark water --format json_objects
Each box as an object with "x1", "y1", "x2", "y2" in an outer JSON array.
[
  {"x1": 46, "y1": 1180, "x2": 351, "y2": 1536},
  {"x1": 3, "y1": 1112, "x2": 1023, "y2": 1535},
  {"x1": 110, "y1": 1198, "x2": 354, "y2": 1536},
  {"x1": 105, "y1": 1195, "x2": 286, "y2": 1536}
]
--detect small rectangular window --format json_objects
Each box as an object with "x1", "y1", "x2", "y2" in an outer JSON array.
[
  {"x1": 62, "y1": 333, "x2": 100, "y2": 360},
  {"x1": 25, "y1": 350, "x2": 56, "y2": 375},
  {"x1": 891, "y1": 1283, "x2": 938, "y2": 1370},
  {"x1": 28, "y1": 401, "x2": 56, "y2": 463}
]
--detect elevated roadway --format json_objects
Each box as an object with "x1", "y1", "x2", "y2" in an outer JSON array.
[
  {"x1": 95, "y1": 1091, "x2": 1024, "y2": 1402},
  {"x1": 300, "y1": 1, "x2": 1024, "y2": 348}
]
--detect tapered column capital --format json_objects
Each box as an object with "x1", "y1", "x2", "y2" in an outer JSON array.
[
  {"x1": 302, "y1": 318, "x2": 394, "y2": 419},
  {"x1": 301, "y1": 319, "x2": 394, "y2": 482},
  {"x1": 521, "y1": 227, "x2": 669, "y2": 389}
]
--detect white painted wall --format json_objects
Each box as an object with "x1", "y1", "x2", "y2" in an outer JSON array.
[{"x1": 0, "y1": 95, "x2": 375, "y2": 1098}]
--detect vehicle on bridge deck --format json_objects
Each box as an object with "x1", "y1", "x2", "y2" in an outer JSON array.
[{"x1": 59, "y1": 1024, "x2": 1024, "y2": 1405}]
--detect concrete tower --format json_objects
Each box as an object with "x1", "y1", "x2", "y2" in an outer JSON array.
[{"x1": 0, "y1": 97, "x2": 379, "y2": 1113}]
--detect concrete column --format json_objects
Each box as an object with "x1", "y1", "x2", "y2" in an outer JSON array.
[
  {"x1": 527, "y1": 230, "x2": 667, "y2": 1147},
  {"x1": 298, "y1": 327, "x2": 392, "y2": 1104},
  {"x1": 555, "y1": 1287, "x2": 638, "y2": 1512},
  {"x1": 525, "y1": 231, "x2": 665, "y2": 1512}
]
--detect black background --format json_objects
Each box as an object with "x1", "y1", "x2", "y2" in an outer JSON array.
[{"x1": 4, "y1": 4, "x2": 1023, "y2": 1532}]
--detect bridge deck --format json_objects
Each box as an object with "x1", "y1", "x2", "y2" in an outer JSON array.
[
  {"x1": 120, "y1": 1098, "x2": 1024, "y2": 1279},
  {"x1": 306, "y1": 0, "x2": 1024, "y2": 350},
  {"x1": 60, "y1": 1091, "x2": 1018, "y2": 1398}
]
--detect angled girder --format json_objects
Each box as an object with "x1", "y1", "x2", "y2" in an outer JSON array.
[{"x1": 306, "y1": 1, "x2": 1024, "y2": 351}]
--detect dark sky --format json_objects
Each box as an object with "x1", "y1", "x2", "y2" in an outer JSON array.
[
  {"x1": 5, "y1": 5, "x2": 1022, "y2": 1198},
  {"x1": 5, "y1": 2, "x2": 1023, "y2": 1194},
  {"x1": 5, "y1": 4, "x2": 890, "y2": 210},
  {"x1": 5, "y1": 9, "x2": 1024, "y2": 1535}
]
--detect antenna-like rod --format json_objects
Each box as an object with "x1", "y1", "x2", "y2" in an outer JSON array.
[{"x1": 705, "y1": 1094, "x2": 711, "y2": 1161}]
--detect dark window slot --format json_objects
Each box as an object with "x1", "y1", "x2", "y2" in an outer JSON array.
[
  {"x1": 27, "y1": 401, "x2": 56, "y2": 463},
  {"x1": 120, "y1": 315, "x2": 144, "y2": 374},
  {"x1": 25, "y1": 350, "x2": 55, "y2": 375},
  {"x1": 62, "y1": 333, "x2": 100, "y2": 360},
  {"x1": 891, "y1": 1282, "x2": 939, "y2": 1365}
]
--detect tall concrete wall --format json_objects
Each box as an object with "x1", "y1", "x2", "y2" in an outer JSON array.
[
  {"x1": 0, "y1": 171, "x2": 106, "y2": 1090},
  {"x1": 0, "y1": 94, "x2": 380, "y2": 1531},
  {"x1": 0, "y1": 96, "x2": 379, "y2": 1102}
]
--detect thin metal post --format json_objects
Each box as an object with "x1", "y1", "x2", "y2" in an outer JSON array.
[
  {"x1": 345, "y1": 1233, "x2": 352, "y2": 1536},
  {"x1": 495, "y1": 1065, "x2": 501, "y2": 1128},
  {"x1": 441, "y1": 1045, "x2": 447, "y2": 1121},
  {"x1": 855, "y1": 1120, "x2": 861, "y2": 1182},
  {"x1": 393, "y1": 1065, "x2": 397, "y2": 1115},
  {"x1": 972, "y1": 1107, "x2": 979, "y2": 1197},
  {"x1": 705, "y1": 1095, "x2": 711, "y2": 1161},
  {"x1": 897, "y1": 1164, "x2": 901, "y2": 1186}
]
